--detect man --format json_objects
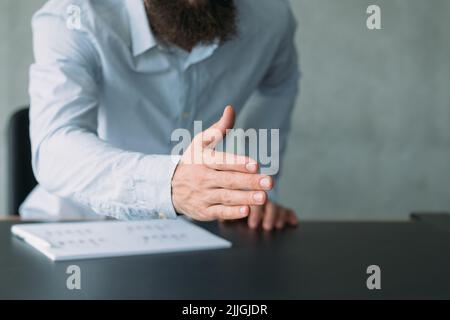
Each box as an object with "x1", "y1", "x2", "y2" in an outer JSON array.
[{"x1": 22, "y1": 0, "x2": 300, "y2": 231}]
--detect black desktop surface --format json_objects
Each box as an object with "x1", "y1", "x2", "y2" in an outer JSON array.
[{"x1": 1, "y1": 217, "x2": 449, "y2": 299}]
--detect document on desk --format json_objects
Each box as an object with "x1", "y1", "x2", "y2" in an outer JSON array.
[{"x1": 11, "y1": 219, "x2": 231, "y2": 261}]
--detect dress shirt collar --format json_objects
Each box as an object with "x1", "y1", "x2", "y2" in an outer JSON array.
[{"x1": 125, "y1": 0, "x2": 157, "y2": 56}]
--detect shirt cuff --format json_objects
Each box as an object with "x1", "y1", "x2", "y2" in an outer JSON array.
[
  {"x1": 134, "y1": 155, "x2": 182, "y2": 219},
  {"x1": 73, "y1": 154, "x2": 182, "y2": 221}
]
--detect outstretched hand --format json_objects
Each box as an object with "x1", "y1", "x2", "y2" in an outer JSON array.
[{"x1": 172, "y1": 106, "x2": 273, "y2": 221}]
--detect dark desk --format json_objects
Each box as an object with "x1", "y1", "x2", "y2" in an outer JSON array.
[{"x1": 1, "y1": 217, "x2": 450, "y2": 299}]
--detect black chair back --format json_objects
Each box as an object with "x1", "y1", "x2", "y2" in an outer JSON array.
[{"x1": 7, "y1": 107, "x2": 37, "y2": 216}]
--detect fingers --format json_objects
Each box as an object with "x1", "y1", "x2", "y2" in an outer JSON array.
[
  {"x1": 262, "y1": 201, "x2": 278, "y2": 231},
  {"x1": 266, "y1": 207, "x2": 298, "y2": 230},
  {"x1": 203, "y1": 149, "x2": 259, "y2": 173},
  {"x1": 287, "y1": 209, "x2": 299, "y2": 227},
  {"x1": 212, "y1": 171, "x2": 273, "y2": 191},
  {"x1": 275, "y1": 208, "x2": 287, "y2": 229},
  {"x1": 248, "y1": 206, "x2": 264, "y2": 229},
  {"x1": 209, "y1": 189, "x2": 267, "y2": 206},
  {"x1": 206, "y1": 205, "x2": 249, "y2": 220},
  {"x1": 213, "y1": 200, "x2": 298, "y2": 229}
]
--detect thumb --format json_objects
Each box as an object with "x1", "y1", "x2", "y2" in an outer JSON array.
[
  {"x1": 213, "y1": 105, "x2": 235, "y2": 134},
  {"x1": 201, "y1": 105, "x2": 235, "y2": 148}
]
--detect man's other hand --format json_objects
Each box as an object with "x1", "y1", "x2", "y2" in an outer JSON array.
[
  {"x1": 172, "y1": 106, "x2": 273, "y2": 221},
  {"x1": 247, "y1": 201, "x2": 298, "y2": 231}
]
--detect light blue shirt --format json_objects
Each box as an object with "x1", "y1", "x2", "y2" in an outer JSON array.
[{"x1": 21, "y1": 0, "x2": 300, "y2": 220}]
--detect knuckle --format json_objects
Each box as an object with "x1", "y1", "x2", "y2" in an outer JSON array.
[
  {"x1": 252, "y1": 176, "x2": 262, "y2": 189},
  {"x1": 248, "y1": 192, "x2": 257, "y2": 204},
  {"x1": 204, "y1": 191, "x2": 215, "y2": 204},
  {"x1": 222, "y1": 207, "x2": 236, "y2": 219},
  {"x1": 221, "y1": 209, "x2": 231, "y2": 220},
  {"x1": 215, "y1": 208, "x2": 226, "y2": 220},
  {"x1": 221, "y1": 190, "x2": 232, "y2": 204},
  {"x1": 202, "y1": 208, "x2": 215, "y2": 220},
  {"x1": 225, "y1": 207, "x2": 236, "y2": 218},
  {"x1": 228, "y1": 175, "x2": 240, "y2": 189},
  {"x1": 202, "y1": 173, "x2": 215, "y2": 188}
]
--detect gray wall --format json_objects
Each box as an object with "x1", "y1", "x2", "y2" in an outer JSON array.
[
  {"x1": 281, "y1": 0, "x2": 450, "y2": 220},
  {"x1": 0, "y1": 0, "x2": 449, "y2": 220}
]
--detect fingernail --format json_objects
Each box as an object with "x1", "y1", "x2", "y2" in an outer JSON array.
[
  {"x1": 240, "y1": 207, "x2": 248, "y2": 215},
  {"x1": 246, "y1": 162, "x2": 258, "y2": 173},
  {"x1": 260, "y1": 177, "x2": 271, "y2": 189},
  {"x1": 253, "y1": 192, "x2": 265, "y2": 203}
]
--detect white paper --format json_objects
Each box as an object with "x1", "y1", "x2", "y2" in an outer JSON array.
[{"x1": 11, "y1": 219, "x2": 231, "y2": 261}]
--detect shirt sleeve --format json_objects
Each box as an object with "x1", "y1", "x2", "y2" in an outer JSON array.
[
  {"x1": 29, "y1": 9, "x2": 181, "y2": 220},
  {"x1": 241, "y1": 6, "x2": 300, "y2": 202}
]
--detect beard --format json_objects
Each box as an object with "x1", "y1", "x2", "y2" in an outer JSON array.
[{"x1": 144, "y1": 0, "x2": 238, "y2": 51}]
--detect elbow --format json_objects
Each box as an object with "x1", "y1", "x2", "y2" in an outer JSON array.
[
  {"x1": 31, "y1": 142, "x2": 57, "y2": 193},
  {"x1": 30, "y1": 131, "x2": 70, "y2": 196}
]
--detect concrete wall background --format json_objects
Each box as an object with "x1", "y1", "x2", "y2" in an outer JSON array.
[
  {"x1": 281, "y1": 0, "x2": 450, "y2": 220},
  {"x1": 1, "y1": 0, "x2": 449, "y2": 219}
]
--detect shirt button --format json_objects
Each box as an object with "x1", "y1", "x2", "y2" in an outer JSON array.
[{"x1": 158, "y1": 212, "x2": 167, "y2": 220}]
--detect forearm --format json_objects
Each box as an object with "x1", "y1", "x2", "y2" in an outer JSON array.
[{"x1": 33, "y1": 125, "x2": 180, "y2": 220}]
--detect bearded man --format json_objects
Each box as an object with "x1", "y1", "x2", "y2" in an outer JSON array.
[{"x1": 23, "y1": 0, "x2": 300, "y2": 231}]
